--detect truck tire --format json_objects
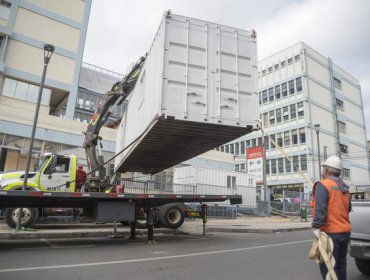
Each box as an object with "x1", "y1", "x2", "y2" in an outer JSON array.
[
  {"x1": 158, "y1": 204, "x2": 185, "y2": 229},
  {"x1": 135, "y1": 208, "x2": 147, "y2": 229},
  {"x1": 4, "y1": 207, "x2": 39, "y2": 229},
  {"x1": 355, "y1": 258, "x2": 370, "y2": 275}
]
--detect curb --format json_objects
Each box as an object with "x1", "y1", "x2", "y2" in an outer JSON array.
[
  {"x1": 1, "y1": 228, "x2": 177, "y2": 240},
  {"x1": 206, "y1": 226, "x2": 312, "y2": 234},
  {"x1": 0, "y1": 226, "x2": 312, "y2": 240}
]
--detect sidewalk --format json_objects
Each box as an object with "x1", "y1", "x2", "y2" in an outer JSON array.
[
  {"x1": 0, "y1": 216, "x2": 311, "y2": 240},
  {"x1": 183, "y1": 216, "x2": 312, "y2": 234}
]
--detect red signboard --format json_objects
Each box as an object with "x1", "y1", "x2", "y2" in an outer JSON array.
[{"x1": 246, "y1": 146, "x2": 264, "y2": 185}]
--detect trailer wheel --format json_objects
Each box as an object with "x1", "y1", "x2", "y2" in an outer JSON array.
[
  {"x1": 4, "y1": 208, "x2": 39, "y2": 229},
  {"x1": 355, "y1": 258, "x2": 370, "y2": 275},
  {"x1": 135, "y1": 208, "x2": 147, "y2": 229},
  {"x1": 158, "y1": 204, "x2": 185, "y2": 229}
]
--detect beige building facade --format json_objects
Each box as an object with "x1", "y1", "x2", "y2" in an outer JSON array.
[{"x1": 0, "y1": 1, "x2": 118, "y2": 172}]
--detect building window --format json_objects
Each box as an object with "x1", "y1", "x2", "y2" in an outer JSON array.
[
  {"x1": 266, "y1": 160, "x2": 270, "y2": 175},
  {"x1": 258, "y1": 137, "x2": 262, "y2": 146},
  {"x1": 227, "y1": 176, "x2": 236, "y2": 188},
  {"x1": 274, "y1": 64, "x2": 279, "y2": 70},
  {"x1": 288, "y1": 80, "x2": 295, "y2": 94},
  {"x1": 264, "y1": 136, "x2": 269, "y2": 150},
  {"x1": 300, "y1": 154, "x2": 307, "y2": 171},
  {"x1": 230, "y1": 144, "x2": 234, "y2": 154},
  {"x1": 258, "y1": 92, "x2": 262, "y2": 105},
  {"x1": 269, "y1": 110, "x2": 275, "y2": 125},
  {"x1": 340, "y1": 144, "x2": 348, "y2": 154},
  {"x1": 276, "y1": 108, "x2": 282, "y2": 123},
  {"x1": 283, "y1": 106, "x2": 289, "y2": 121},
  {"x1": 241, "y1": 141, "x2": 245, "y2": 154},
  {"x1": 262, "y1": 90, "x2": 268, "y2": 104},
  {"x1": 263, "y1": 112, "x2": 268, "y2": 128},
  {"x1": 2, "y1": 78, "x2": 51, "y2": 105},
  {"x1": 337, "y1": 121, "x2": 346, "y2": 133},
  {"x1": 297, "y1": 101, "x2": 304, "y2": 117},
  {"x1": 251, "y1": 138, "x2": 256, "y2": 147},
  {"x1": 292, "y1": 129, "x2": 298, "y2": 145},
  {"x1": 290, "y1": 104, "x2": 297, "y2": 119},
  {"x1": 288, "y1": 58, "x2": 293, "y2": 64},
  {"x1": 336, "y1": 98, "x2": 344, "y2": 110},
  {"x1": 342, "y1": 168, "x2": 350, "y2": 179},
  {"x1": 282, "y1": 82, "x2": 288, "y2": 97},
  {"x1": 271, "y1": 159, "x2": 277, "y2": 174},
  {"x1": 278, "y1": 158, "x2": 284, "y2": 174},
  {"x1": 296, "y1": 77, "x2": 302, "y2": 92},
  {"x1": 285, "y1": 158, "x2": 291, "y2": 173},
  {"x1": 284, "y1": 131, "x2": 290, "y2": 147},
  {"x1": 294, "y1": 54, "x2": 300, "y2": 61},
  {"x1": 225, "y1": 145, "x2": 230, "y2": 153},
  {"x1": 268, "y1": 88, "x2": 274, "y2": 102},
  {"x1": 281, "y1": 61, "x2": 286, "y2": 67},
  {"x1": 241, "y1": 164, "x2": 246, "y2": 172},
  {"x1": 299, "y1": 128, "x2": 306, "y2": 144},
  {"x1": 246, "y1": 139, "x2": 250, "y2": 148},
  {"x1": 262, "y1": 70, "x2": 266, "y2": 76},
  {"x1": 220, "y1": 146, "x2": 224, "y2": 152},
  {"x1": 268, "y1": 67, "x2": 273, "y2": 73},
  {"x1": 275, "y1": 85, "x2": 281, "y2": 99},
  {"x1": 277, "y1": 133, "x2": 283, "y2": 147},
  {"x1": 333, "y1": 77, "x2": 342, "y2": 89},
  {"x1": 0, "y1": 0, "x2": 11, "y2": 8},
  {"x1": 293, "y1": 155, "x2": 299, "y2": 171},
  {"x1": 270, "y1": 134, "x2": 276, "y2": 149}
]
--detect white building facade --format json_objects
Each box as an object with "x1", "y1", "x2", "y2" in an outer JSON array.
[
  {"x1": 217, "y1": 42, "x2": 369, "y2": 193},
  {"x1": 0, "y1": 1, "x2": 120, "y2": 172}
]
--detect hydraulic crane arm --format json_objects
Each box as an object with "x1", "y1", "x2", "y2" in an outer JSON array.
[{"x1": 83, "y1": 56, "x2": 146, "y2": 173}]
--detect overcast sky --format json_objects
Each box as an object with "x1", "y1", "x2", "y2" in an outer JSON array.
[{"x1": 83, "y1": 0, "x2": 370, "y2": 138}]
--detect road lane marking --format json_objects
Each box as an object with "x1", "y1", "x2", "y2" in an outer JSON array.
[
  {"x1": 186, "y1": 238, "x2": 208, "y2": 241},
  {"x1": 14, "y1": 245, "x2": 96, "y2": 251},
  {"x1": 0, "y1": 239, "x2": 312, "y2": 273}
]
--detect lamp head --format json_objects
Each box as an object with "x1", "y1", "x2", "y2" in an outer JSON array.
[
  {"x1": 44, "y1": 44, "x2": 55, "y2": 65},
  {"x1": 314, "y1": 124, "x2": 320, "y2": 133}
]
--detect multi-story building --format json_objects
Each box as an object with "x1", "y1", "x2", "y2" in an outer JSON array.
[
  {"x1": 217, "y1": 42, "x2": 369, "y2": 194},
  {"x1": 0, "y1": 1, "x2": 120, "y2": 172}
]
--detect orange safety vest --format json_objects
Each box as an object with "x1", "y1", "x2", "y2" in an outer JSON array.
[{"x1": 311, "y1": 178, "x2": 351, "y2": 233}]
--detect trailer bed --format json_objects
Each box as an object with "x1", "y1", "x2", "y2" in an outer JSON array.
[{"x1": 0, "y1": 190, "x2": 242, "y2": 208}]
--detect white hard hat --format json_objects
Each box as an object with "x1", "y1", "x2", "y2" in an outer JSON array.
[{"x1": 322, "y1": 155, "x2": 342, "y2": 170}]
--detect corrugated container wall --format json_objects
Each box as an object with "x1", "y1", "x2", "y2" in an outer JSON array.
[
  {"x1": 115, "y1": 12, "x2": 258, "y2": 174},
  {"x1": 174, "y1": 165, "x2": 256, "y2": 208}
]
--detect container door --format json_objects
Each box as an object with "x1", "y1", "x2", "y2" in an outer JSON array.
[{"x1": 163, "y1": 18, "x2": 209, "y2": 120}]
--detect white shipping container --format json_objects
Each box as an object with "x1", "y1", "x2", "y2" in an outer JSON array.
[
  {"x1": 115, "y1": 12, "x2": 258, "y2": 174},
  {"x1": 173, "y1": 165, "x2": 256, "y2": 208}
]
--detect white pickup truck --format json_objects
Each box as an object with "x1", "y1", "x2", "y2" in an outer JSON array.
[{"x1": 349, "y1": 200, "x2": 370, "y2": 275}]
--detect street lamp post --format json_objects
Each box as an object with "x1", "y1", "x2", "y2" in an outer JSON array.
[
  {"x1": 16, "y1": 44, "x2": 55, "y2": 231},
  {"x1": 314, "y1": 124, "x2": 322, "y2": 180}
]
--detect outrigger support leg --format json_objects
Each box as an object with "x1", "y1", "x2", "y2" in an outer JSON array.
[
  {"x1": 147, "y1": 207, "x2": 154, "y2": 244},
  {"x1": 129, "y1": 221, "x2": 136, "y2": 240}
]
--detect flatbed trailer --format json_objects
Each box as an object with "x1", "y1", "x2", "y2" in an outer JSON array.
[
  {"x1": 0, "y1": 190, "x2": 242, "y2": 241},
  {"x1": 0, "y1": 190, "x2": 241, "y2": 208}
]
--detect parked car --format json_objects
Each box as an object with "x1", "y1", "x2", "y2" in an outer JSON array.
[{"x1": 349, "y1": 200, "x2": 370, "y2": 275}]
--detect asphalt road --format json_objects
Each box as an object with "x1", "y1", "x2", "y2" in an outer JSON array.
[{"x1": 0, "y1": 230, "x2": 367, "y2": 280}]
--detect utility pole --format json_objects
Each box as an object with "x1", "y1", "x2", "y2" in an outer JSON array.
[
  {"x1": 260, "y1": 126, "x2": 269, "y2": 216},
  {"x1": 16, "y1": 44, "x2": 55, "y2": 230}
]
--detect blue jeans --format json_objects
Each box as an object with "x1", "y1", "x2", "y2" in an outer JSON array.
[{"x1": 319, "y1": 232, "x2": 351, "y2": 280}]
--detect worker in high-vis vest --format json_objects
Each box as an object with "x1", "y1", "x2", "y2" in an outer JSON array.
[{"x1": 312, "y1": 155, "x2": 352, "y2": 280}]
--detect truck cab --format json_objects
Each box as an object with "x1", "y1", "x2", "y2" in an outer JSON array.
[
  {"x1": 0, "y1": 154, "x2": 79, "y2": 228},
  {"x1": 0, "y1": 153, "x2": 77, "y2": 192}
]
